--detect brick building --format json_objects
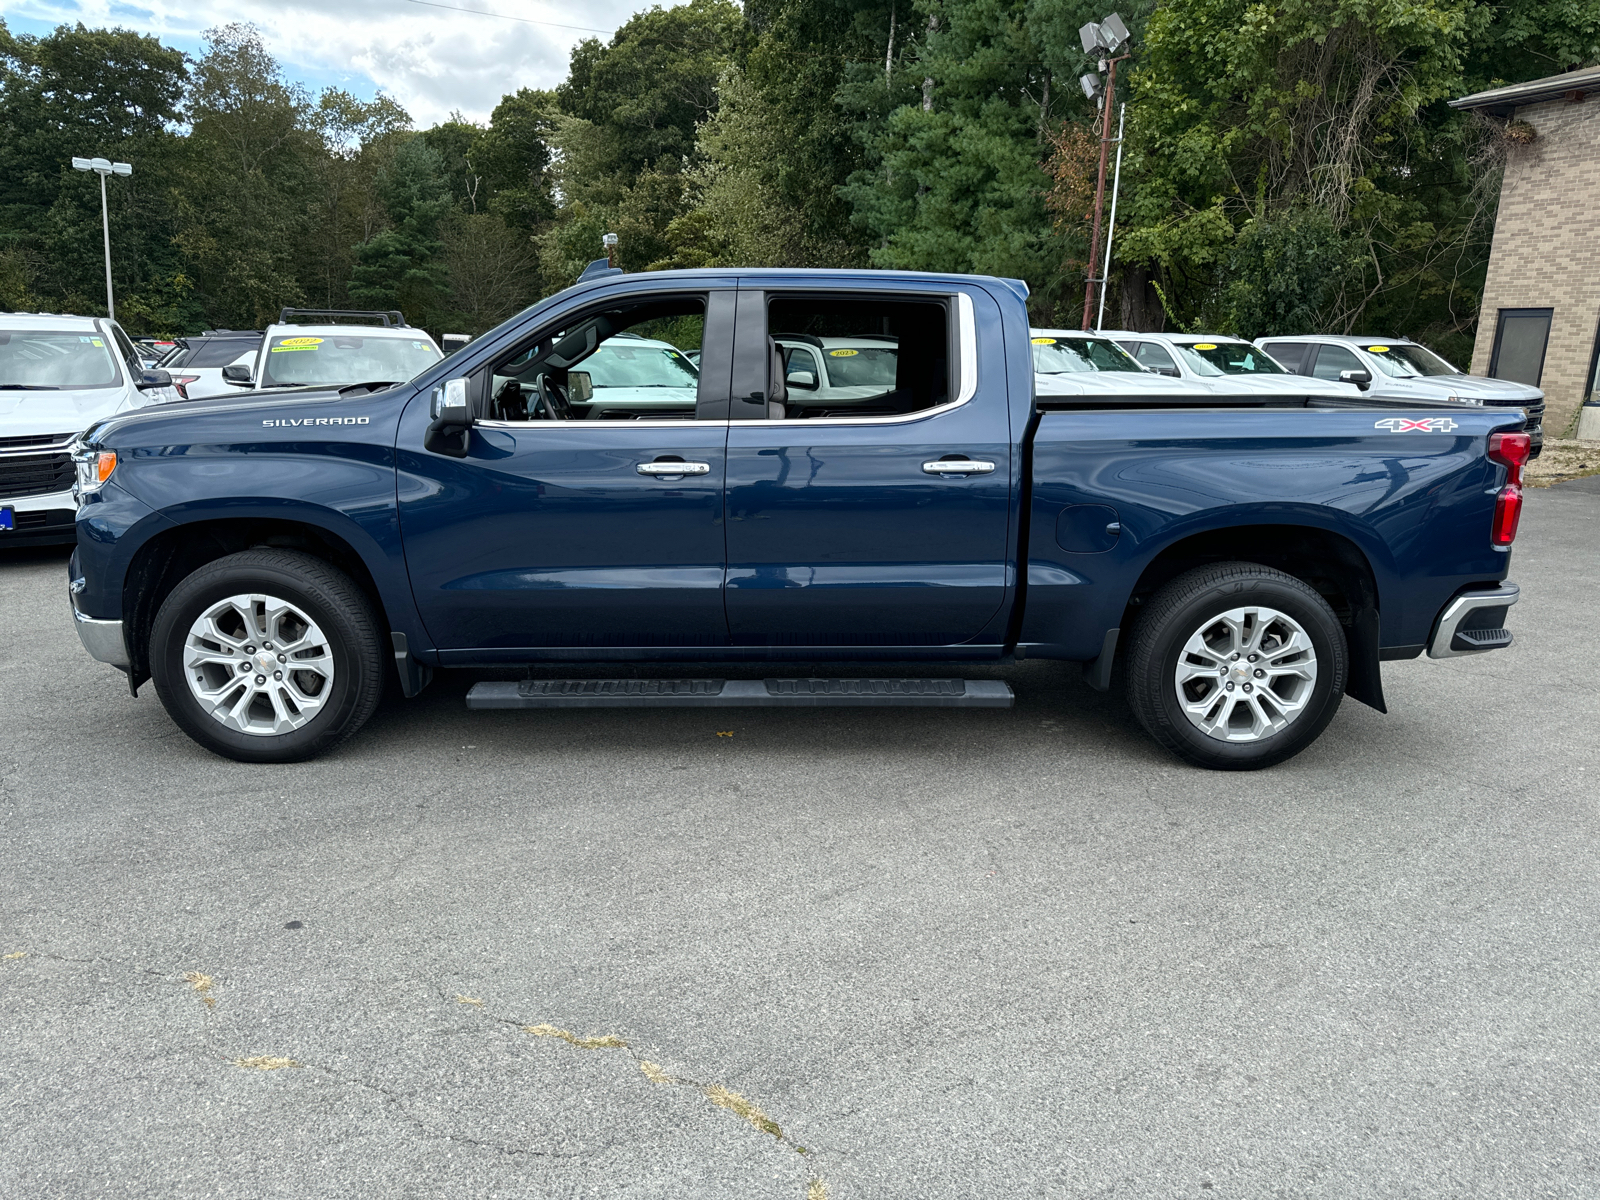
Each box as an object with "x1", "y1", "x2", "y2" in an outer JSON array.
[{"x1": 1451, "y1": 65, "x2": 1600, "y2": 436}]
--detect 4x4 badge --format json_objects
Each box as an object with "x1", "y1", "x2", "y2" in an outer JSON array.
[{"x1": 1374, "y1": 417, "x2": 1458, "y2": 433}]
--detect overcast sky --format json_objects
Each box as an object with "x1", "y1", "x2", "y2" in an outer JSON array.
[{"x1": 0, "y1": 0, "x2": 670, "y2": 126}]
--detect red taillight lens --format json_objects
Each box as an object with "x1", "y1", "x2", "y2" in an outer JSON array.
[
  {"x1": 1491, "y1": 484, "x2": 1522, "y2": 546},
  {"x1": 172, "y1": 374, "x2": 200, "y2": 399},
  {"x1": 1487, "y1": 432, "x2": 1530, "y2": 547},
  {"x1": 1488, "y1": 431, "x2": 1530, "y2": 487}
]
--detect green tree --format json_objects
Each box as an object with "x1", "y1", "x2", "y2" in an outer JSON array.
[{"x1": 349, "y1": 135, "x2": 453, "y2": 320}]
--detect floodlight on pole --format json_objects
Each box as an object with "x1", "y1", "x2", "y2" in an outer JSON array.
[
  {"x1": 1077, "y1": 12, "x2": 1131, "y2": 331},
  {"x1": 71, "y1": 156, "x2": 133, "y2": 321}
]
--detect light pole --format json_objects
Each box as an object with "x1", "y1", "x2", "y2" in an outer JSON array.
[
  {"x1": 1077, "y1": 14, "x2": 1130, "y2": 331},
  {"x1": 71, "y1": 156, "x2": 132, "y2": 321}
]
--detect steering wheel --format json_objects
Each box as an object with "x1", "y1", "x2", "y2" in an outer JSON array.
[{"x1": 534, "y1": 374, "x2": 573, "y2": 421}]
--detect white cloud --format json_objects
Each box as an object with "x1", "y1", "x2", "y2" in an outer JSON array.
[{"x1": 0, "y1": 0, "x2": 675, "y2": 126}]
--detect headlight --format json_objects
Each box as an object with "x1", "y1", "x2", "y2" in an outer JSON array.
[{"x1": 71, "y1": 445, "x2": 117, "y2": 498}]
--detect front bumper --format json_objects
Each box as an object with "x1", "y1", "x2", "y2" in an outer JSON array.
[
  {"x1": 69, "y1": 576, "x2": 129, "y2": 669},
  {"x1": 1428, "y1": 582, "x2": 1518, "y2": 659},
  {"x1": 1, "y1": 487, "x2": 77, "y2": 545}
]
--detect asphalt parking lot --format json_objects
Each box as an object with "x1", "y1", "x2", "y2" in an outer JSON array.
[{"x1": 3, "y1": 481, "x2": 1598, "y2": 1200}]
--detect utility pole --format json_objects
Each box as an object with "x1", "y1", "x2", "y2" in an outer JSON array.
[
  {"x1": 603, "y1": 232, "x2": 619, "y2": 270},
  {"x1": 1095, "y1": 103, "x2": 1127, "y2": 333},
  {"x1": 1076, "y1": 14, "x2": 1131, "y2": 331},
  {"x1": 71, "y1": 157, "x2": 132, "y2": 322}
]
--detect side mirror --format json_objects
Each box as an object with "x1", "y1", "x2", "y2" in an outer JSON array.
[
  {"x1": 425, "y1": 377, "x2": 473, "y2": 458},
  {"x1": 221, "y1": 364, "x2": 253, "y2": 387},
  {"x1": 134, "y1": 368, "x2": 173, "y2": 391},
  {"x1": 1156, "y1": 366, "x2": 1181, "y2": 378},
  {"x1": 785, "y1": 369, "x2": 819, "y2": 391},
  {"x1": 1339, "y1": 369, "x2": 1372, "y2": 389},
  {"x1": 568, "y1": 371, "x2": 594, "y2": 403}
]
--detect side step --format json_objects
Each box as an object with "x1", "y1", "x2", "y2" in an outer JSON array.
[{"x1": 465, "y1": 677, "x2": 1014, "y2": 710}]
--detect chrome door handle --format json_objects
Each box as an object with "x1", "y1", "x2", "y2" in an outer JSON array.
[
  {"x1": 637, "y1": 461, "x2": 711, "y2": 476},
  {"x1": 922, "y1": 459, "x2": 995, "y2": 475}
]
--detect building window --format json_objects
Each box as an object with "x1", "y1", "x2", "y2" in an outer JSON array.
[
  {"x1": 1587, "y1": 317, "x2": 1600, "y2": 401},
  {"x1": 1488, "y1": 308, "x2": 1553, "y2": 386}
]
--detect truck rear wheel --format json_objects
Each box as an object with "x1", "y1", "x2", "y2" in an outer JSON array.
[
  {"x1": 149, "y1": 549, "x2": 385, "y2": 763},
  {"x1": 1125, "y1": 562, "x2": 1347, "y2": 770}
]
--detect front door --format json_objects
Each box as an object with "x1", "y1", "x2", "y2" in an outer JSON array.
[
  {"x1": 722, "y1": 285, "x2": 1014, "y2": 650},
  {"x1": 397, "y1": 288, "x2": 735, "y2": 656}
]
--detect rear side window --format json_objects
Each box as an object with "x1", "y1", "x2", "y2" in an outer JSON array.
[
  {"x1": 188, "y1": 338, "x2": 262, "y2": 368},
  {"x1": 1260, "y1": 341, "x2": 1310, "y2": 372},
  {"x1": 1133, "y1": 342, "x2": 1179, "y2": 371},
  {"x1": 768, "y1": 295, "x2": 949, "y2": 417}
]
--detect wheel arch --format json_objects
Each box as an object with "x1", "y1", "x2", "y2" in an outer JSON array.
[
  {"x1": 122, "y1": 516, "x2": 392, "y2": 691},
  {"x1": 1121, "y1": 522, "x2": 1386, "y2": 712}
]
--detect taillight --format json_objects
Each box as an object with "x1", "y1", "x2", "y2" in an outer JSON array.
[
  {"x1": 171, "y1": 374, "x2": 200, "y2": 399},
  {"x1": 1487, "y1": 431, "x2": 1530, "y2": 547}
]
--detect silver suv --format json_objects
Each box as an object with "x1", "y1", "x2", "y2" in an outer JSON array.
[{"x1": 1255, "y1": 334, "x2": 1544, "y2": 455}]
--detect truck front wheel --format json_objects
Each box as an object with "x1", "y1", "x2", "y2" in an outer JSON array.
[
  {"x1": 149, "y1": 549, "x2": 386, "y2": 763},
  {"x1": 1125, "y1": 562, "x2": 1348, "y2": 770}
]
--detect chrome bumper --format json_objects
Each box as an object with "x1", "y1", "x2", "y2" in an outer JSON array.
[
  {"x1": 70, "y1": 584, "x2": 129, "y2": 670},
  {"x1": 1428, "y1": 582, "x2": 1518, "y2": 659}
]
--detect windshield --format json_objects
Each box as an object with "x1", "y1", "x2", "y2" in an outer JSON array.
[
  {"x1": 1361, "y1": 342, "x2": 1457, "y2": 378},
  {"x1": 260, "y1": 333, "x2": 442, "y2": 388},
  {"x1": 822, "y1": 346, "x2": 898, "y2": 387},
  {"x1": 582, "y1": 341, "x2": 698, "y2": 389},
  {"x1": 1173, "y1": 341, "x2": 1287, "y2": 377},
  {"x1": 0, "y1": 329, "x2": 121, "y2": 390},
  {"x1": 1032, "y1": 335, "x2": 1144, "y2": 374}
]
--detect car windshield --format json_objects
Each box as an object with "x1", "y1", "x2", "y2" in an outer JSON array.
[
  {"x1": 1173, "y1": 341, "x2": 1287, "y2": 376},
  {"x1": 0, "y1": 329, "x2": 121, "y2": 390},
  {"x1": 260, "y1": 333, "x2": 441, "y2": 388},
  {"x1": 582, "y1": 341, "x2": 698, "y2": 389},
  {"x1": 1362, "y1": 342, "x2": 1457, "y2": 378},
  {"x1": 822, "y1": 346, "x2": 898, "y2": 387},
  {"x1": 1032, "y1": 335, "x2": 1144, "y2": 374}
]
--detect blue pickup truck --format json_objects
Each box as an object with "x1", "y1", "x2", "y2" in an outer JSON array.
[{"x1": 65, "y1": 269, "x2": 1529, "y2": 770}]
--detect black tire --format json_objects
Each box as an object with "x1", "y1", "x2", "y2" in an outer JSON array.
[
  {"x1": 150, "y1": 549, "x2": 385, "y2": 763},
  {"x1": 1125, "y1": 561, "x2": 1348, "y2": 770}
]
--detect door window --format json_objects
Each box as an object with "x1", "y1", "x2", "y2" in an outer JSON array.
[
  {"x1": 1260, "y1": 341, "x2": 1310, "y2": 373},
  {"x1": 486, "y1": 296, "x2": 707, "y2": 422},
  {"x1": 1489, "y1": 308, "x2": 1553, "y2": 387},
  {"x1": 1134, "y1": 342, "x2": 1180, "y2": 373},
  {"x1": 1309, "y1": 345, "x2": 1364, "y2": 381},
  {"x1": 763, "y1": 295, "x2": 951, "y2": 418}
]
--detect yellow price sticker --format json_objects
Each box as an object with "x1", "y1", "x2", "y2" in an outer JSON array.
[
  {"x1": 1031, "y1": 337, "x2": 1057, "y2": 345},
  {"x1": 829, "y1": 348, "x2": 858, "y2": 357},
  {"x1": 279, "y1": 336, "x2": 323, "y2": 346},
  {"x1": 1366, "y1": 345, "x2": 1390, "y2": 353},
  {"x1": 1192, "y1": 343, "x2": 1218, "y2": 350}
]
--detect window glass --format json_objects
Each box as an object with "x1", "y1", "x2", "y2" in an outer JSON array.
[
  {"x1": 187, "y1": 337, "x2": 263, "y2": 368},
  {"x1": 1174, "y1": 341, "x2": 1284, "y2": 376},
  {"x1": 260, "y1": 333, "x2": 442, "y2": 388},
  {"x1": 0, "y1": 329, "x2": 122, "y2": 389},
  {"x1": 1360, "y1": 342, "x2": 1456, "y2": 378},
  {"x1": 1032, "y1": 335, "x2": 1144, "y2": 374},
  {"x1": 110, "y1": 324, "x2": 143, "y2": 370},
  {"x1": 1260, "y1": 342, "x2": 1309, "y2": 373},
  {"x1": 769, "y1": 297, "x2": 948, "y2": 416},
  {"x1": 784, "y1": 345, "x2": 819, "y2": 378},
  {"x1": 1489, "y1": 310, "x2": 1553, "y2": 386},
  {"x1": 1134, "y1": 342, "x2": 1181, "y2": 371},
  {"x1": 489, "y1": 297, "x2": 705, "y2": 421},
  {"x1": 1310, "y1": 345, "x2": 1364, "y2": 381}
]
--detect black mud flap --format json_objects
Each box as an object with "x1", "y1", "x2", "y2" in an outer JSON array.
[{"x1": 1344, "y1": 606, "x2": 1386, "y2": 714}]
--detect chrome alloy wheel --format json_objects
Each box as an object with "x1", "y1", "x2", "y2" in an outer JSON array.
[
  {"x1": 182, "y1": 593, "x2": 335, "y2": 736},
  {"x1": 1173, "y1": 605, "x2": 1319, "y2": 742}
]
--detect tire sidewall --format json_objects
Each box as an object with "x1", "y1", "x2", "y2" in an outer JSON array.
[
  {"x1": 1143, "y1": 575, "x2": 1346, "y2": 769},
  {"x1": 151, "y1": 559, "x2": 376, "y2": 763}
]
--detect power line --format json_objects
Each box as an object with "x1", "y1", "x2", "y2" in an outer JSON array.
[{"x1": 396, "y1": 0, "x2": 611, "y2": 34}]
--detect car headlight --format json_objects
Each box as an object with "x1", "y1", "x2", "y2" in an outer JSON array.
[{"x1": 71, "y1": 444, "x2": 117, "y2": 498}]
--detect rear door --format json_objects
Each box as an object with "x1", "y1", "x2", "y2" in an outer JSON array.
[{"x1": 722, "y1": 282, "x2": 1014, "y2": 650}]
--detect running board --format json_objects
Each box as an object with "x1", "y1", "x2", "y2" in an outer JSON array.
[{"x1": 465, "y1": 677, "x2": 1014, "y2": 709}]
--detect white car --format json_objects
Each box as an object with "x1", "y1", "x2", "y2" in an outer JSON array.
[
  {"x1": 777, "y1": 335, "x2": 900, "y2": 408},
  {"x1": 227, "y1": 310, "x2": 443, "y2": 394},
  {"x1": 490, "y1": 332, "x2": 701, "y2": 420},
  {"x1": 1106, "y1": 332, "x2": 1360, "y2": 398},
  {"x1": 1253, "y1": 334, "x2": 1546, "y2": 453},
  {"x1": 1, "y1": 312, "x2": 178, "y2": 545},
  {"x1": 162, "y1": 331, "x2": 262, "y2": 400},
  {"x1": 1029, "y1": 328, "x2": 1203, "y2": 397}
]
